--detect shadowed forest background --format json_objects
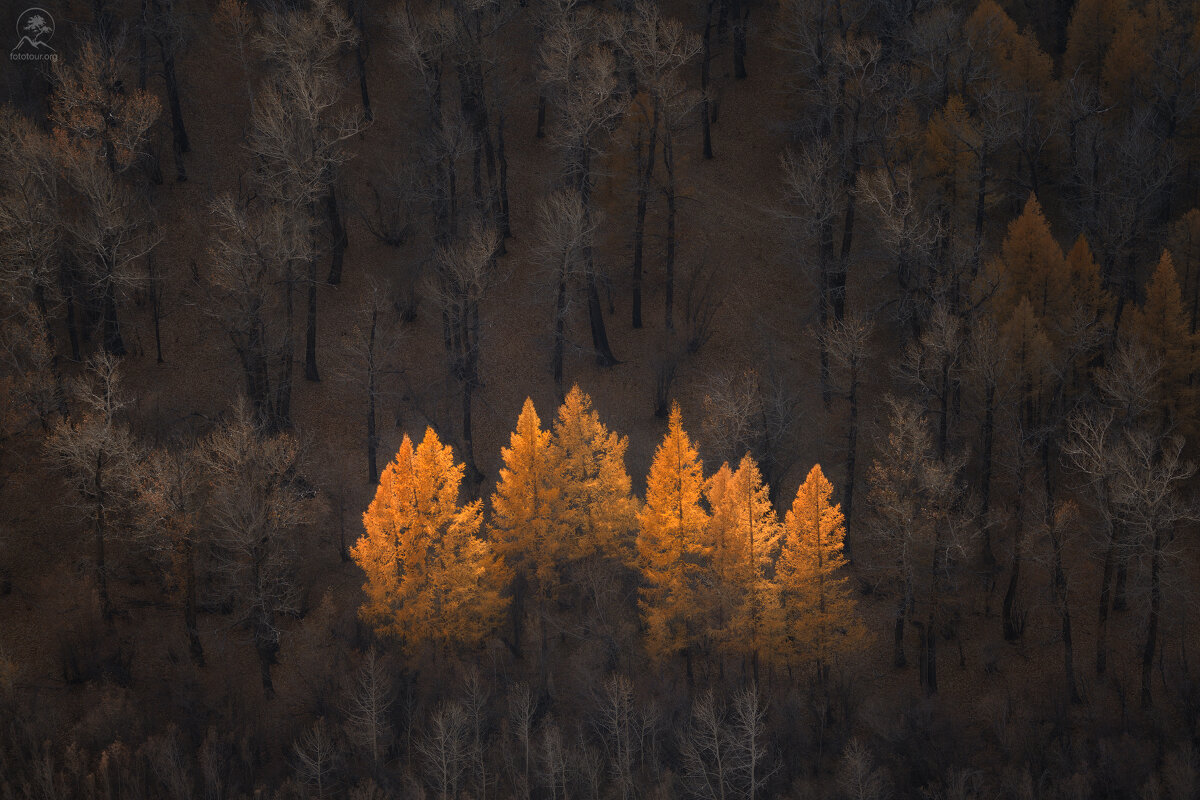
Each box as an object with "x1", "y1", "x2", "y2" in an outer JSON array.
[{"x1": 2, "y1": 0, "x2": 1200, "y2": 796}]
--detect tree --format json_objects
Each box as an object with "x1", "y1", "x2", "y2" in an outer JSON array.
[
  {"x1": 704, "y1": 453, "x2": 780, "y2": 674},
  {"x1": 491, "y1": 398, "x2": 563, "y2": 667},
  {"x1": 551, "y1": 385, "x2": 638, "y2": 566},
  {"x1": 638, "y1": 402, "x2": 709, "y2": 679},
  {"x1": 344, "y1": 646, "x2": 393, "y2": 770},
  {"x1": 353, "y1": 427, "x2": 507, "y2": 658},
  {"x1": 430, "y1": 220, "x2": 500, "y2": 484},
  {"x1": 202, "y1": 398, "x2": 312, "y2": 695},
  {"x1": 45, "y1": 352, "x2": 138, "y2": 623},
  {"x1": 50, "y1": 39, "x2": 161, "y2": 357},
  {"x1": 1123, "y1": 250, "x2": 1200, "y2": 433},
  {"x1": 864, "y1": 396, "x2": 965, "y2": 693},
  {"x1": 540, "y1": 4, "x2": 624, "y2": 366},
  {"x1": 133, "y1": 440, "x2": 209, "y2": 665},
  {"x1": 534, "y1": 190, "x2": 595, "y2": 399},
  {"x1": 251, "y1": 0, "x2": 362, "y2": 380},
  {"x1": 777, "y1": 463, "x2": 865, "y2": 674}
]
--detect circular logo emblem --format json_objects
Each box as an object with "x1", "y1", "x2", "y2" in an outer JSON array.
[{"x1": 12, "y1": 7, "x2": 55, "y2": 59}]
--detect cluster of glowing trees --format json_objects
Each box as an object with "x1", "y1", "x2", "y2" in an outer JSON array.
[{"x1": 353, "y1": 387, "x2": 864, "y2": 670}]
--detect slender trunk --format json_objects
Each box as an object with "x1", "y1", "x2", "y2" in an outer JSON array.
[
  {"x1": 537, "y1": 93, "x2": 547, "y2": 139},
  {"x1": 579, "y1": 150, "x2": 617, "y2": 366},
  {"x1": 326, "y1": 186, "x2": 347, "y2": 285},
  {"x1": 498, "y1": 110, "x2": 511, "y2": 239},
  {"x1": 1096, "y1": 519, "x2": 1116, "y2": 675},
  {"x1": 632, "y1": 100, "x2": 659, "y2": 329},
  {"x1": 979, "y1": 381, "x2": 995, "y2": 565},
  {"x1": 1113, "y1": 555, "x2": 1128, "y2": 611},
  {"x1": 842, "y1": 356, "x2": 859, "y2": 556},
  {"x1": 277, "y1": 265, "x2": 295, "y2": 429},
  {"x1": 306, "y1": 251, "x2": 320, "y2": 382},
  {"x1": 149, "y1": 252, "x2": 164, "y2": 363},
  {"x1": 664, "y1": 123, "x2": 677, "y2": 331},
  {"x1": 102, "y1": 272, "x2": 126, "y2": 357},
  {"x1": 162, "y1": 53, "x2": 189, "y2": 182},
  {"x1": 554, "y1": 266, "x2": 567, "y2": 400},
  {"x1": 350, "y1": 0, "x2": 373, "y2": 121},
  {"x1": 731, "y1": 0, "x2": 748, "y2": 79},
  {"x1": 893, "y1": 594, "x2": 906, "y2": 668},
  {"x1": 367, "y1": 307, "x2": 378, "y2": 484},
  {"x1": 1002, "y1": 526, "x2": 1024, "y2": 641},
  {"x1": 1141, "y1": 529, "x2": 1164, "y2": 709},
  {"x1": 701, "y1": 0, "x2": 714, "y2": 160},
  {"x1": 183, "y1": 537, "x2": 204, "y2": 666},
  {"x1": 95, "y1": 453, "x2": 111, "y2": 623}
]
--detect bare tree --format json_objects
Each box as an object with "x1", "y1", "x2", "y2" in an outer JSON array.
[
  {"x1": 251, "y1": 0, "x2": 362, "y2": 382},
  {"x1": 534, "y1": 188, "x2": 595, "y2": 400},
  {"x1": 344, "y1": 647, "x2": 394, "y2": 770},
  {"x1": 419, "y1": 700, "x2": 471, "y2": 800},
  {"x1": 429, "y1": 219, "x2": 501, "y2": 483},
  {"x1": 45, "y1": 352, "x2": 139, "y2": 622},
  {"x1": 837, "y1": 739, "x2": 890, "y2": 800},
  {"x1": 294, "y1": 717, "x2": 341, "y2": 799},
  {"x1": 822, "y1": 314, "x2": 873, "y2": 540},
  {"x1": 202, "y1": 398, "x2": 311, "y2": 696},
  {"x1": 608, "y1": 2, "x2": 700, "y2": 329},
  {"x1": 864, "y1": 395, "x2": 968, "y2": 693},
  {"x1": 541, "y1": 7, "x2": 625, "y2": 366},
  {"x1": 133, "y1": 440, "x2": 209, "y2": 665}
]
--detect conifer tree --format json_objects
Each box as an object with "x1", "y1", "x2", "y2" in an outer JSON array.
[
  {"x1": 777, "y1": 464, "x2": 864, "y2": 673},
  {"x1": 704, "y1": 454, "x2": 781, "y2": 672},
  {"x1": 491, "y1": 398, "x2": 563, "y2": 663},
  {"x1": 353, "y1": 428, "x2": 507, "y2": 658},
  {"x1": 1124, "y1": 251, "x2": 1200, "y2": 431},
  {"x1": 638, "y1": 402, "x2": 709, "y2": 676},
  {"x1": 552, "y1": 385, "x2": 638, "y2": 564}
]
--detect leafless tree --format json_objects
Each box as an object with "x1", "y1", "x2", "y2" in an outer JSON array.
[
  {"x1": 607, "y1": 2, "x2": 700, "y2": 329},
  {"x1": 45, "y1": 352, "x2": 139, "y2": 622},
  {"x1": 822, "y1": 314, "x2": 874, "y2": 540},
  {"x1": 201, "y1": 398, "x2": 311, "y2": 696},
  {"x1": 541, "y1": 7, "x2": 625, "y2": 366},
  {"x1": 534, "y1": 188, "x2": 595, "y2": 400},
  {"x1": 837, "y1": 739, "x2": 890, "y2": 800},
  {"x1": 133, "y1": 440, "x2": 209, "y2": 665},
  {"x1": 864, "y1": 395, "x2": 968, "y2": 693},
  {"x1": 344, "y1": 647, "x2": 393, "y2": 769},
  {"x1": 251, "y1": 0, "x2": 362, "y2": 382},
  {"x1": 419, "y1": 700, "x2": 471, "y2": 800},
  {"x1": 294, "y1": 717, "x2": 341, "y2": 799},
  {"x1": 333, "y1": 278, "x2": 402, "y2": 484},
  {"x1": 429, "y1": 219, "x2": 501, "y2": 483},
  {"x1": 207, "y1": 194, "x2": 308, "y2": 432}
]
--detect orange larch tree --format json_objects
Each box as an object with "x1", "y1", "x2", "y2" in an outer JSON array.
[
  {"x1": 777, "y1": 463, "x2": 864, "y2": 675},
  {"x1": 638, "y1": 402, "x2": 710, "y2": 678},
  {"x1": 704, "y1": 453, "x2": 780, "y2": 675},
  {"x1": 353, "y1": 428, "x2": 508, "y2": 658},
  {"x1": 552, "y1": 385, "x2": 639, "y2": 566}
]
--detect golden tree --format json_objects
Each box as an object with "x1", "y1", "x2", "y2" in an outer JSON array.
[
  {"x1": 353, "y1": 428, "x2": 507, "y2": 657},
  {"x1": 638, "y1": 402, "x2": 709, "y2": 671},
  {"x1": 551, "y1": 385, "x2": 638, "y2": 564},
  {"x1": 777, "y1": 464, "x2": 864, "y2": 672},
  {"x1": 490, "y1": 398, "x2": 563, "y2": 661},
  {"x1": 704, "y1": 453, "x2": 781, "y2": 670}
]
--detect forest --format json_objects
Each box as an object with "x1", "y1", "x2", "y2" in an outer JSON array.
[{"x1": 2, "y1": 0, "x2": 1200, "y2": 796}]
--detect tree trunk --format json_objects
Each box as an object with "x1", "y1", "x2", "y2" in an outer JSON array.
[
  {"x1": 701, "y1": 0, "x2": 714, "y2": 160},
  {"x1": 498, "y1": 110, "x2": 511, "y2": 240},
  {"x1": 731, "y1": 0, "x2": 748, "y2": 79},
  {"x1": 842, "y1": 356, "x2": 859, "y2": 557},
  {"x1": 1096, "y1": 521, "x2": 1116, "y2": 675},
  {"x1": 664, "y1": 123, "x2": 677, "y2": 331},
  {"x1": 579, "y1": 151, "x2": 617, "y2": 366},
  {"x1": 161, "y1": 52, "x2": 189, "y2": 182},
  {"x1": 183, "y1": 537, "x2": 204, "y2": 666},
  {"x1": 350, "y1": 0, "x2": 373, "y2": 121},
  {"x1": 149, "y1": 252, "x2": 164, "y2": 363},
  {"x1": 1141, "y1": 529, "x2": 1164, "y2": 709},
  {"x1": 367, "y1": 307, "x2": 379, "y2": 484},
  {"x1": 979, "y1": 381, "x2": 995, "y2": 565},
  {"x1": 326, "y1": 186, "x2": 347, "y2": 285},
  {"x1": 893, "y1": 596, "x2": 906, "y2": 668},
  {"x1": 306, "y1": 251, "x2": 320, "y2": 382},
  {"x1": 554, "y1": 267, "x2": 567, "y2": 400},
  {"x1": 94, "y1": 453, "x2": 111, "y2": 623},
  {"x1": 632, "y1": 100, "x2": 659, "y2": 329},
  {"x1": 102, "y1": 274, "x2": 126, "y2": 357}
]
